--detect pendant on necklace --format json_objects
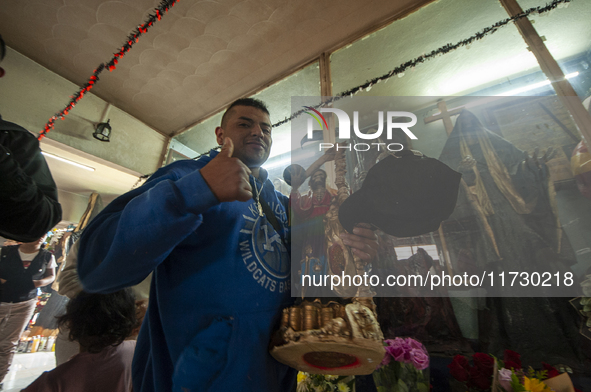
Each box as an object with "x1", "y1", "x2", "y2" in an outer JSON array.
[
  {"x1": 257, "y1": 200, "x2": 264, "y2": 217},
  {"x1": 252, "y1": 178, "x2": 264, "y2": 217}
]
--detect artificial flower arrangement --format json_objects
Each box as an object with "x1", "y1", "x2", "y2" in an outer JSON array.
[
  {"x1": 373, "y1": 337, "x2": 430, "y2": 392},
  {"x1": 448, "y1": 349, "x2": 579, "y2": 392},
  {"x1": 296, "y1": 372, "x2": 355, "y2": 392}
]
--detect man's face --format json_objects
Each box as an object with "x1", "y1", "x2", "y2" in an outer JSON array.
[
  {"x1": 215, "y1": 105, "x2": 272, "y2": 168},
  {"x1": 310, "y1": 170, "x2": 327, "y2": 189}
]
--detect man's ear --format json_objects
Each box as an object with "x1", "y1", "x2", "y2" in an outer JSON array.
[{"x1": 214, "y1": 126, "x2": 224, "y2": 146}]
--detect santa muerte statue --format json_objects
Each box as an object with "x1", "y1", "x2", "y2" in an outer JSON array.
[{"x1": 438, "y1": 109, "x2": 587, "y2": 370}]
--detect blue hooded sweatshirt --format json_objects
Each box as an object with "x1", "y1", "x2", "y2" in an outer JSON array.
[{"x1": 77, "y1": 150, "x2": 296, "y2": 392}]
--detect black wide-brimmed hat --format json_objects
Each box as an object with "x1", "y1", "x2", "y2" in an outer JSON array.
[{"x1": 338, "y1": 149, "x2": 461, "y2": 237}]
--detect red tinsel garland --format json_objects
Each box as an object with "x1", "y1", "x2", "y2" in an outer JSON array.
[{"x1": 38, "y1": 0, "x2": 179, "y2": 140}]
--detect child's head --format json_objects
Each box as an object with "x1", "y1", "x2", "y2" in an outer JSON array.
[{"x1": 59, "y1": 288, "x2": 137, "y2": 353}]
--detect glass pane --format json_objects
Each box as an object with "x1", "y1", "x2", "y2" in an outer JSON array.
[
  {"x1": 173, "y1": 112, "x2": 223, "y2": 160},
  {"x1": 331, "y1": 0, "x2": 544, "y2": 98},
  {"x1": 517, "y1": 0, "x2": 591, "y2": 99},
  {"x1": 166, "y1": 149, "x2": 194, "y2": 164}
]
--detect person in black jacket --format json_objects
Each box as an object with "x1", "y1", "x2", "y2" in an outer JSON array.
[{"x1": 0, "y1": 34, "x2": 62, "y2": 242}]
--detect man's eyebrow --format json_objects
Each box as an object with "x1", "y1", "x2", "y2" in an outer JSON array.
[{"x1": 238, "y1": 116, "x2": 271, "y2": 128}]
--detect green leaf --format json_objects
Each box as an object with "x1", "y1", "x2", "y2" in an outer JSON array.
[
  {"x1": 536, "y1": 369, "x2": 548, "y2": 380},
  {"x1": 417, "y1": 382, "x2": 430, "y2": 392},
  {"x1": 397, "y1": 378, "x2": 410, "y2": 392},
  {"x1": 510, "y1": 373, "x2": 526, "y2": 392},
  {"x1": 526, "y1": 366, "x2": 536, "y2": 378}
]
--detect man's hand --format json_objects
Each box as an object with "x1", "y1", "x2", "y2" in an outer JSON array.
[
  {"x1": 200, "y1": 138, "x2": 253, "y2": 202},
  {"x1": 339, "y1": 223, "x2": 378, "y2": 262},
  {"x1": 0, "y1": 279, "x2": 5, "y2": 284}
]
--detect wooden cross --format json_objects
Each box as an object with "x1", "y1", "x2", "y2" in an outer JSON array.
[{"x1": 424, "y1": 100, "x2": 462, "y2": 135}]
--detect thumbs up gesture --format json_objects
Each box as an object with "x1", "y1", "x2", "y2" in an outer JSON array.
[{"x1": 200, "y1": 138, "x2": 253, "y2": 202}]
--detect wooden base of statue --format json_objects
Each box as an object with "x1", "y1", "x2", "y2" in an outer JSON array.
[{"x1": 270, "y1": 298, "x2": 385, "y2": 375}]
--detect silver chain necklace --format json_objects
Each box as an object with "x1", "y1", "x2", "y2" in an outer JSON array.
[{"x1": 252, "y1": 178, "x2": 264, "y2": 217}]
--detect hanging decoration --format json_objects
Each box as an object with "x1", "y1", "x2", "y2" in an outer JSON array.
[
  {"x1": 271, "y1": 0, "x2": 572, "y2": 129},
  {"x1": 38, "y1": 0, "x2": 180, "y2": 140}
]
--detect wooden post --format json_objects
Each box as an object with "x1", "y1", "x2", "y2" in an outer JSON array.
[
  {"x1": 319, "y1": 52, "x2": 337, "y2": 187},
  {"x1": 319, "y1": 52, "x2": 332, "y2": 98},
  {"x1": 318, "y1": 52, "x2": 335, "y2": 147},
  {"x1": 499, "y1": 0, "x2": 591, "y2": 145}
]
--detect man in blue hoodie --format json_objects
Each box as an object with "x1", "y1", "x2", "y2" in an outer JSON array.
[{"x1": 77, "y1": 98, "x2": 378, "y2": 392}]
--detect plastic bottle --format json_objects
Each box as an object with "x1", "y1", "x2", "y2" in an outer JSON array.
[
  {"x1": 38, "y1": 336, "x2": 47, "y2": 351},
  {"x1": 25, "y1": 338, "x2": 33, "y2": 353},
  {"x1": 31, "y1": 336, "x2": 40, "y2": 353},
  {"x1": 17, "y1": 339, "x2": 27, "y2": 353},
  {"x1": 46, "y1": 336, "x2": 55, "y2": 352}
]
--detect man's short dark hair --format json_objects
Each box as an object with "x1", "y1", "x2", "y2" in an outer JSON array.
[
  {"x1": 0, "y1": 35, "x2": 6, "y2": 62},
  {"x1": 221, "y1": 98, "x2": 269, "y2": 128}
]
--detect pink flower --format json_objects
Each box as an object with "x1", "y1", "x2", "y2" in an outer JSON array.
[
  {"x1": 406, "y1": 338, "x2": 425, "y2": 351},
  {"x1": 410, "y1": 348, "x2": 429, "y2": 370},
  {"x1": 385, "y1": 338, "x2": 412, "y2": 362},
  {"x1": 385, "y1": 343, "x2": 405, "y2": 362},
  {"x1": 498, "y1": 368, "x2": 513, "y2": 391},
  {"x1": 383, "y1": 338, "x2": 430, "y2": 370}
]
